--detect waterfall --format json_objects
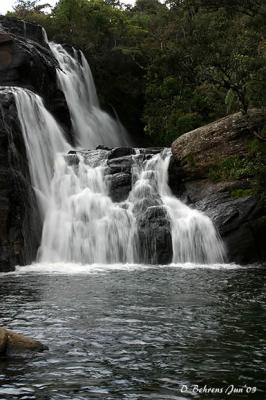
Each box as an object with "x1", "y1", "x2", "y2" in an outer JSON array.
[
  {"x1": 6, "y1": 29, "x2": 225, "y2": 265},
  {"x1": 157, "y1": 153, "x2": 225, "y2": 263},
  {"x1": 49, "y1": 42, "x2": 130, "y2": 148},
  {"x1": 11, "y1": 87, "x2": 70, "y2": 217},
  {"x1": 39, "y1": 149, "x2": 225, "y2": 264},
  {"x1": 39, "y1": 151, "x2": 136, "y2": 263},
  {"x1": 129, "y1": 151, "x2": 225, "y2": 264}
]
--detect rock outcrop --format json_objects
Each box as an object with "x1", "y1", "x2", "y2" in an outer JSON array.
[
  {"x1": 0, "y1": 16, "x2": 72, "y2": 138},
  {"x1": 171, "y1": 109, "x2": 266, "y2": 179},
  {"x1": 0, "y1": 327, "x2": 48, "y2": 355},
  {"x1": 137, "y1": 205, "x2": 173, "y2": 264},
  {"x1": 170, "y1": 109, "x2": 266, "y2": 265}
]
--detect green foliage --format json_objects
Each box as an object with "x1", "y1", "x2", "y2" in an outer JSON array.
[
  {"x1": 231, "y1": 188, "x2": 255, "y2": 198},
  {"x1": 208, "y1": 156, "x2": 253, "y2": 181},
  {"x1": 7, "y1": 0, "x2": 266, "y2": 146},
  {"x1": 225, "y1": 89, "x2": 238, "y2": 114},
  {"x1": 208, "y1": 139, "x2": 266, "y2": 198}
]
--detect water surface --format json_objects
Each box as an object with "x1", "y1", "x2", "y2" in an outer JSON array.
[{"x1": 0, "y1": 264, "x2": 265, "y2": 399}]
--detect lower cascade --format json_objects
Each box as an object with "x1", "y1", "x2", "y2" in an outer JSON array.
[
  {"x1": 6, "y1": 34, "x2": 225, "y2": 265},
  {"x1": 39, "y1": 149, "x2": 225, "y2": 264}
]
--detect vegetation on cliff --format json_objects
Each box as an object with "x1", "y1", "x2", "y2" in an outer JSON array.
[{"x1": 7, "y1": 0, "x2": 266, "y2": 145}]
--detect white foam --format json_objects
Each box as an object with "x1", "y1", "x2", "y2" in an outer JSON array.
[{"x1": 3, "y1": 262, "x2": 242, "y2": 276}]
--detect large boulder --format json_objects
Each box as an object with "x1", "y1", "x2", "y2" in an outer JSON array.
[
  {"x1": 105, "y1": 172, "x2": 132, "y2": 202},
  {"x1": 170, "y1": 110, "x2": 266, "y2": 265},
  {"x1": 136, "y1": 206, "x2": 173, "y2": 265},
  {"x1": 171, "y1": 109, "x2": 266, "y2": 179}
]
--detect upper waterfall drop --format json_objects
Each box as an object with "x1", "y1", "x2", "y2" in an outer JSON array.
[{"x1": 49, "y1": 42, "x2": 130, "y2": 149}]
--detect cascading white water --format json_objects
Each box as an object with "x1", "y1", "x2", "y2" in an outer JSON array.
[
  {"x1": 11, "y1": 87, "x2": 70, "y2": 217},
  {"x1": 39, "y1": 151, "x2": 136, "y2": 263},
  {"x1": 129, "y1": 151, "x2": 225, "y2": 264},
  {"x1": 157, "y1": 152, "x2": 225, "y2": 263},
  {"x1": 39, "y1": 148, "x2": 225, "y2": 264},
  {"x1": 49, "y1": 42, "x2": 130, "y2": 148},
  {"x1": 6, "y1": 28, "x2": 225, "y2": 265}
]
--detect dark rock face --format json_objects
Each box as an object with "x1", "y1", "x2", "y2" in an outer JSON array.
[
  {"x1": 170, "y1": 110, "x2": 266, "y2": 265},
  {"x1": 108, "y1": 147, "x2": 135, "y2": 160},
  {"x1": 105, "y1": 172, "x2": 132, "y2": 202},
  {"x1": 0, "y1": 91, "x2": 41, "y2": 272},
  {"x1": 136, "y1": 206, "x2": 173, "y2": 265},
  {"x1": 193, "y1": 188, "x2": 266, "y2": 264},
  {"x1": 107, "y1": 156, "x2": 133, "y2": 175},
  {"x1": 0, "y1": 16, "x2": 72, "y2": 142}
]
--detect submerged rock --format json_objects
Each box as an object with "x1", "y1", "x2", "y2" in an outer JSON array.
[{"x1": 0, "y1": 327, "x2": 48, "y2": 355}]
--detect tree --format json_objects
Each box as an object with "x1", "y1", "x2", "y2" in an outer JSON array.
[{"x1": 12, "y1": 0, "x2": 51, "y2": 17}]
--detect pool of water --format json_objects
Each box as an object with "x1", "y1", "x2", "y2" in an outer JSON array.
[{"x1": 0, "y1": 263, "x2": 265, "y2": 399}]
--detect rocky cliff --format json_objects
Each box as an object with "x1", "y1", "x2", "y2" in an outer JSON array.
[
  {"x1": 0, "y1": 89, "x2": 41, "y2": 271},
  {"x1": 170, "y1": 110, "x2": 266, "y2": 265},
  {"x1": 0, "y1": 16, "x2": 72, "y2": 137},
  {"x1": 0, "y1": 17, "x2": 72, "y2": 272}
]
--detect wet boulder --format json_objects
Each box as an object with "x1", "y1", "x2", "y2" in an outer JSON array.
[
  {"x1": 108, "y1": 147, "x2": 136, "y2": 160},
  {"x1": 107, "y1": 155, "x2": 134, "y2": 175},
  {"x1": 195, "y1": 191, "x2": 266, "y2": 265},
  {"x1": 105, "y1": 172, "x2": 132, "y2": 202},
  {"x1": 136, "y1": 206, "x2": 173, "y2": 265}
]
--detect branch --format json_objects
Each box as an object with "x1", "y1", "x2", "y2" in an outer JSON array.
[{"x1": 253, "y1": 128, "x2": 266, "y2": 141}]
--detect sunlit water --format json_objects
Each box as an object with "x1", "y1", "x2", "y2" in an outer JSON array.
[{"x1": 0, "y1": 264, "x2": 265, "y2": 399}]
